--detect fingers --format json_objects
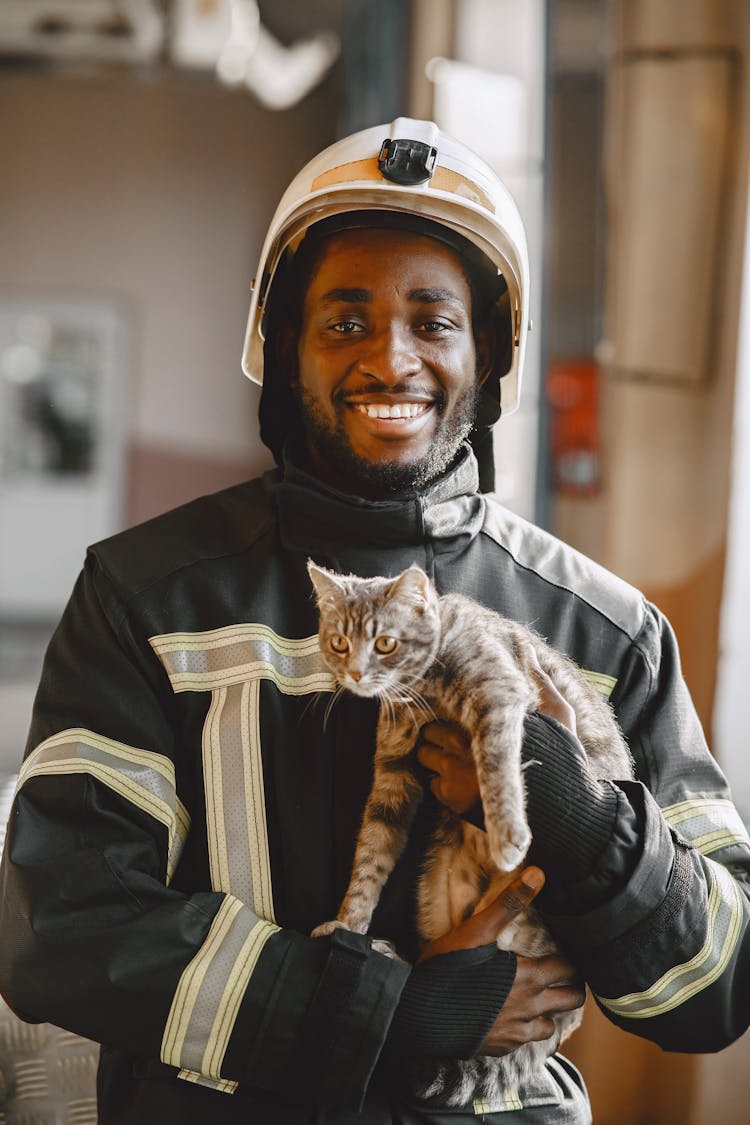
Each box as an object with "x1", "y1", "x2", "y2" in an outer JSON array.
[
  {"x1": 419, "y1": 720, "x2": 470, "y2": 759},
  {"x1": 518, "y1": 953, "x2": 580, "y2": 987},
  {"x1": 543, "y1": 983, "x2": 586, "y2": 1013},
  {"x1": 417, "y1": 744, "x2": 446, "y2": 774},
  {"x1": 514, "y1": 955, "x2": 586, "y2": 1014},
  {"x1": 481, "y1": 1016, "x2": 558, "y2": 1056},
  {"x1": 463, "y1": 867, "x2": 545, "y2": 937},
  {"x1": 417, "y1": 867, "x2": 545, "y2": 963},
  {"x1": 528, "y1": 664, "x2": 577, "y2": 734},
  {"x1": 417, "y1": 721, "x2": 480, "y2": 814},
  {"x1": 480, "y1": 953, "x2": 586, "y2": 1056},
  {"x1": 493, "y1": 867, "x2": 545, "y2": 917}
]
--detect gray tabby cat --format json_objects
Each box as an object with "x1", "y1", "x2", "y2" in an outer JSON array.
[{"x1": 307, "y1": 561, "x2": 633, "y2": 1106}]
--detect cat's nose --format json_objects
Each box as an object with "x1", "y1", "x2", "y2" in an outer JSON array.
[{"x1": 350, "y1": 671, "x2": 362, "y2": 682}]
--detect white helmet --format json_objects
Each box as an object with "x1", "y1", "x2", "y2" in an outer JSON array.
[{"x1": 242, "y1": 116, "x2": 530, "y2": 416}]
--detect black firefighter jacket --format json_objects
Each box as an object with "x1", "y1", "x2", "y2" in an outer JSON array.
[{"x1": 1, "y1": 445, "x2": 749, "y2": 1122}]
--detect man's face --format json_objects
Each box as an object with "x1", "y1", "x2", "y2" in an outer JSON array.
[{"x1": 294, "y1": 227, "x2": 486, "y2": 497}]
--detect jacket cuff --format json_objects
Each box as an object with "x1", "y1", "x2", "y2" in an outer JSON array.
[
  {"x1": 522, "y1": 713, "x2": 621, "y2": 885},
  {"x1": 540, "y1": 782, "x2": 676, "y2": 968},
  {"x1": 465, "y1": 713, "x2": 642, "y2": 911},
  {"x1": 386, "y1": 944, "x2": 517, "y2": 1059},
  {"x1": 225, "y1": 927, "x2": 410, "y2": 1109}
]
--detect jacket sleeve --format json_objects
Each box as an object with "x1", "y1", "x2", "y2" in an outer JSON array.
[
  {"x1": 0, "y1": 553, "x2": 409, "y2": 1108},
  {"x1": 546, "y1": 602, "x2": 750, "y2": 1052}
]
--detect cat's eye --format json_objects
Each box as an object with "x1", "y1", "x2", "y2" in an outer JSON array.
[
  {"x1": 374, "y1": 636, "x2": 398, "y2": 655},
  {"x1": 329, "y1": 634, "x2": 350, "y2": 654}
]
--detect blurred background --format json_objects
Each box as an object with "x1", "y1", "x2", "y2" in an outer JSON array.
[{"x1": 0, "y1": 1, "x2": 749, "y2": 1121}]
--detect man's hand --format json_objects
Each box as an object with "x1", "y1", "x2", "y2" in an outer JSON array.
[
  {"x1": 419, "y1": 867, "x2": 585, "y2": 1057},
  {"x1": 481, "y1": 951, "x2": 585, "y2": 1056},
  {"x1": 417, "y1": 866, "x2": 545, "y2": 963},
  {"x1": 417, "y1": 664, "x2": 577, "y2": 818},
  {"x1": 417, "y1": 720, "x2": 480, "y2": 814},
  {"x1": 526, "y1": 648, "x2": 577, "y2": 735}
]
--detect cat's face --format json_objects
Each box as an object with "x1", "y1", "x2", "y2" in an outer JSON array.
[{"x1": 308, "y1": 563, "x2": 441, "y2": 698}]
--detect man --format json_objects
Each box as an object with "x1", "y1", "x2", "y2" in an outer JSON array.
[{"x1": 1, "y1": 118, "x2": 748, "y2": 1124}]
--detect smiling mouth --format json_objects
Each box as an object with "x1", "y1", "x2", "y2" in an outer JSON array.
[{"x1": 351, "y1": 402, "x2": 431, "y2": 420}]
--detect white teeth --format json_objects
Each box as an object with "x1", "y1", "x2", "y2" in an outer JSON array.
[{"x1": 354, "y1": 403, "x2": 428, "y2": 420}]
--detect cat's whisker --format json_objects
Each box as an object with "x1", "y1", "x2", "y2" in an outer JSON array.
[
  {"x1": 323, "y1": 685, "x2": 346, "y2": 729},
  {"x1": 393, "y1": 691, "x2": 423, "y2": 733},
  {"x1": 378, "y1": 690, "x2": 396, "y2": 730},
  {"x1": 300, "y1": 691, "x2": 328, "y2": 722},
  {"x1": 399, "y1": 684, "x2": 436, "y2": 726},
  {"x1": 410, "y1": 686, "x2": 436, "y2": 720}
]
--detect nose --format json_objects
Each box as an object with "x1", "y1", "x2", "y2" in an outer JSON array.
[
  {"x1": 350, "y1": 670, "x2": 362, "y2": 682},
  {"x1": 356, "y1": 326, "x2": 422, "y2": 383}
]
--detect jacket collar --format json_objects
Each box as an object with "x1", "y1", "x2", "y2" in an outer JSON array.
[{"x1": 271, "y1": 442, "x2": 485, "y2": 556}]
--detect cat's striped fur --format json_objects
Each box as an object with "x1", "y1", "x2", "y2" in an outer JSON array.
[{"x1": 308, "y1": 561, "x2": 633, "y2": 1105}]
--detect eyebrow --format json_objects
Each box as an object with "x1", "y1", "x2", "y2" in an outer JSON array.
[
  {"x1": 320, "y1": 288, "x2": 371, "y2": 305},
  {"x1": 319, "y1": 286, "x2": 464, "y2": 307},
  {"x1": 408, "y1": 287, "x2": 464, "y2": 306}
]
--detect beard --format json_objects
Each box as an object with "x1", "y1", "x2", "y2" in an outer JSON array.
[{"x1": 293, "y1": 380, "x2": 481, "y2": 496}]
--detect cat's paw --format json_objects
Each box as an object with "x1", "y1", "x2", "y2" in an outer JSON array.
[
  {"x1": 488, "y1": 825, "x2": 532, "y2": 873},
  {"x1": 311, "y1": 919, "x2": 350, "y2": 938},
  {"x1": 370, "y1": 938, "x2": 408, "y2": 963}
]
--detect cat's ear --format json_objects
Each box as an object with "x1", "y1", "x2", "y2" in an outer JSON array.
[
  {"x1": 386, "y1": 565, "x2": 433, "y2": 613},
  {"x1": 307, "y1": 560, "x2": 345, "y2": 604}
]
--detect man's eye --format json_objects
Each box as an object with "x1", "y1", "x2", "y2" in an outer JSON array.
[
  {"x1": 329, "y1": 320, "x2": 362, "y2": 334},
  {"x1": 420, "y1": 320, "x2": 453, "y2": 334}
]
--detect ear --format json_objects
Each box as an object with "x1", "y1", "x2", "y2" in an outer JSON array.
[
  {"x1": 307, "y1": 560, "x2": 345, "y2": 603},
  {"x1": 386, "y1": 565, "x2": 433, "y2": 612}
]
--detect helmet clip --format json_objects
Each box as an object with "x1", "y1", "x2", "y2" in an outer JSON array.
[{"x1": 377, "y1": 137, "x2": 437, "y2": 185}]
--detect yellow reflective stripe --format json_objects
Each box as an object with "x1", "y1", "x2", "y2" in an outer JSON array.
[
  {"x1": 472, "y1": 1087, "x2": 523, "y2": 1114},
  {"x1": 309, "y1": 157, "x2": 496, "y2": 213},
  {"x1": 162, "y1": 664, "x2": 334, "y2": 694},
  {"x1": 18, "y1": 729, "x2": 189, "y2": 883},
  {"x1": 202, "y1": 912, "x2": 276, "y2": 1078},
  {"x1": 311, "y1": 155, "x2": 382, "y2": 189},
  {"x1": 596, "y1": 861, "x2": 744, "y2": 1019},
  {"x1": 149, "y1": 625, "x2": 334, "y2": 695},
  {"x1": 244, "y1": 678, "x2": 274, "y2": 920},
  {"x1": 503, "y1": 1087, "x2": 524, "y2": 1111},
  {"x1": 177, "y1": 1069, "x2": 238, "y2": 1094},
  {"x1": 431, "y1": 166, "x2": 495, "y2": 211},
  {"x1": 203, "y1": 687, "x2": 231, "y2": 894},
  {"x1": 151, "y1": 623, "x2": 322, "y2": 656},
  {"x1": 162, "y1": 898, "x2": 242, "y2": 1069},
  {"x1": 580, "y1": 669, "x2": 617, "y2": 698},
  {"x1": 662, "y1": 798, "x2": 750, "y2": 856},
  {"x1": 200, "y1": 681, "x2": 275, "y2": 918},
  {"x1": 693, "y1": 829, "x2": 750, "y2": 855},
  {"x1": 161, "y1": 896, "x2": 278, "y2": 1079},
  {"x1": 152, "y1": 625, "x2": 337, "y2": 917}
]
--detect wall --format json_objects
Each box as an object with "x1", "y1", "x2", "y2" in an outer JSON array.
[
  {"x1": 0, "y1": 61, "x2": 338, "y2": 770},
  {"x1": 713, "y1": 172, "x2": 750, "y2": 823},
  {"x1": 0, "y1": 67, "x2": 339, "y2": 529},
  {"x1": 560, "y1": 2, "x2": 750, "y2": 1122},
  {"x1": 599, "y1": 0, "x2": 748, "y2": 733}
]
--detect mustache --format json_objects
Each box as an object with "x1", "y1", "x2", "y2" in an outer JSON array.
[{"x1": 335, "y1": 383, "x2": 443, "y2": 401}]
